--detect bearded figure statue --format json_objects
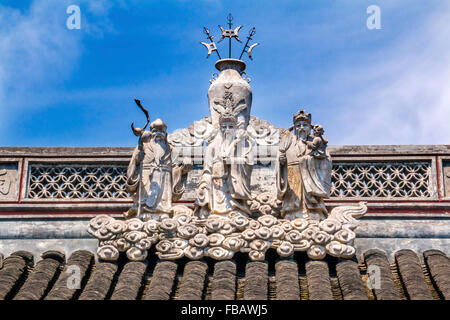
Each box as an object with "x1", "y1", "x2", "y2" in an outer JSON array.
[
  {"x1": 195, "y1": 114, "x2": 254, "y2": 217},
  {"x1": 277, "y1": 110, "x2": 332, "y2": 220},
  {"x1": 125, "y1": 118, "x2": 185, "y2": 220}
]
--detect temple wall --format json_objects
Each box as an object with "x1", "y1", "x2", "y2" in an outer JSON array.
[{"x1": 0, "y1": 145, "x2": 449, "y2": 261}]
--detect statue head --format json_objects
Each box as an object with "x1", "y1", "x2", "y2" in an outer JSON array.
[
  {"x1": 293, "y1": 110, "x2": 311, "y2": 139},
  {"x1": 150, "y1": 119, "x2": 167, "y2": 142},
  {"x1": 312, "y1": 124, "x2": 324, "y2": 137},
  {"x1": 219, "y1": 115, "x2": 237, "y2": 138}
]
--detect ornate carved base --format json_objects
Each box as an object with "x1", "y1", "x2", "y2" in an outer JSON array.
[{"x1": 88, "y1": 202, "x2": 367, "y2": 262}]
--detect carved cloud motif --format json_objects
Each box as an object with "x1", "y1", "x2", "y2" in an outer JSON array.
[{"x1": 0, "y1": 169, "x2": 12, "y2": 196}]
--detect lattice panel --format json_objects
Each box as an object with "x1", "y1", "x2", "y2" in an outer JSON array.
[
  {"x1": 331, "y1": 161, "x2": 433, "y2": 198},
  {"x1": 25, "y1": 161, "x2": 435, "y2": 200},
  {"x1": 27, "y1": 164, "x2": 129, "y2": 200}
]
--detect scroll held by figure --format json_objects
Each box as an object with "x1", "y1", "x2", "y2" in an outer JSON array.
[{"x1": 88, "y1": 15, "x2": 367, "y2": 263}]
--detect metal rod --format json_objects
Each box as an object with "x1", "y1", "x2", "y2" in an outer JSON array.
[
  {"x1": 227, "y1": 13, "x2": 233, "y2": 58},
  {"x1": 203, "y1": 27, "x2": 221, "y2": 59},
  {"x1": 239, "y1": 27, "x2": 256, "y2": 60}
]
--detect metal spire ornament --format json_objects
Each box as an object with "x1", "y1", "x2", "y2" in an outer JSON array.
[
  {"x1": 218, "y1": 13, "x2": 242, "y2": 58},
  {"x1": 239, "y1": 27, "x2": 259, "y2": 60},
  {"x1": 200, "y1": 27, "x2": 221, "y2": 59},
  {"x1": 200, "y1": 14, "x2": 258, "y2": 61}
]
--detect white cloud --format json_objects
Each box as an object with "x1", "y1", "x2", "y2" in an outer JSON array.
[
  {"x1": 0, "y1": 2, "x2": 80, "y2": 121},
  {"x1": 1, "y1": 1, "x2": 448, "y2": 146},
  {"x1": 0, "y1": 0, "x2": 116, "y2": 131},
  {"x1": 327, "y1": 2, "x2": 450, "y2": 145}
]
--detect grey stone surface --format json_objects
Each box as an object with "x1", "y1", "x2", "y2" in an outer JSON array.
[
  {"x1": 0, "y1": 219, "x2": 91, "y2": 239},
  {"x1": 3, "y1": 217, "x2": 448, "y2": 241},
  {"x1": 357, "y1": 218, "x2": 450, "y2": 238},
  {"x1": 1, "y1": 144, "x2": 449, "y2": 157}
]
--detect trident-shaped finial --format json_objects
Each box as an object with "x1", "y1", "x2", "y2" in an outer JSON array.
[
  {"x1": 218, "y1": 13, "x2": 242, "y2": 58},
  {"x1": 239, "y1": 27, "x2": 259, "y2": 61},
  {"x1": 200, "y1": 27, "x2": 221, "y2": 59},
  {"x1": 200, "y1": 14, "x2": 259, "y2": 61}
]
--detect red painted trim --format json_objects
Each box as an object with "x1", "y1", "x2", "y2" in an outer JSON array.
[
  {"x1": 1, "y1": 208, "x2": 449, "y2": 217},
  {"x1": 331, "y1": 153, "x2": 446, "y2": 158},
  {"x1": 17, "y1": 158, "x2": 25, "y2": 203},
  {"x1": 2, "y1": 199, "x2": 448, "y2": 204},
  {"x1": 366, "y1": 208, "x2": 449, "y2": 214},
  {"x1": 324, "y1": 199, "x2": 450, "y2": 203},
  {"x1": 0, "y1": 200, "x2": 193, "y2": 205},
  {"x1": 0, "y1": 210, "x2": 124, "y2": 216},
  {"x1": 16, "y1": 200, "x2": 133, "y2": 204},
  {"x1": 17, "y1": 155, "x2": 132, "y2": 159}
]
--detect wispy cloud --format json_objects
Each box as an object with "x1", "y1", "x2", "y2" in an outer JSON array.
[
  {"x1": 324, "y1": 2, "x2": 450, "y2": 145},
  {"x1": 0, "y1": 1, "x2": 448, "y2": 146},
  {"x1": 247, "y1": 1, "x2": 450, "y2": 145},
  {"x1": 0, "y1": 0, "x2": 117, "y2": 131},
  {"x1": 0, "y1": 1, "x2": 80, "y2": 120}
]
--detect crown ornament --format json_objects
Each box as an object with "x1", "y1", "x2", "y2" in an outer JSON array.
[{"x1": 293, "y1": 110, "x2": 311, "y2": 124}]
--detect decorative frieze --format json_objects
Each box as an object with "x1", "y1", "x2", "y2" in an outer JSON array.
[
  {"x1": 331, "y1": 161, "x2": 434, "y2": 199},
  {"x1": 27, "y1": 164, "x2": 129, "y2": 200},
  {"x1": 20, "y1": 160, "x2": 437, "y2": 201},
  {"x1": 88, "y1": 202, "x2": 368, "y2": 262}
]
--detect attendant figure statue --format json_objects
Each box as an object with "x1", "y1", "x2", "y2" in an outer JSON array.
[
  {"x1": 125, "y1": 105, "x2": 186, "y2": 220},
  {"x1": 277, "y1": 110, "x2": 332, "y2": 220},
  {"x1": 195, "y1": 114, "x2": 254, "y2": 217}
]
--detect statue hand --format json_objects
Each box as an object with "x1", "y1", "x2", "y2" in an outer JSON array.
[{"x1": 279, "y1": 153, "x2": 287, "y2": 165}]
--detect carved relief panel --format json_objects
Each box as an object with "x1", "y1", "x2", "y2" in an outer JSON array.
[
  {"x1": 443, "y1": 160, "x2": 450, "y2": 198},
  {"x1": 0, "y1": 160, "x2": 21, "y2": 201}
]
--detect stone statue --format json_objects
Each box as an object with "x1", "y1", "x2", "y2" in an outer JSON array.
[
  {"x1": 277, "y1": 110, "x2": 332, "y2": 220},
  {"x1": 305, "y1": 124, "x2": 328, "y2": 159},
  {"x1": 88, "y1": 18, "x2": 367, "y2": 262},
  {"x1": 124, "y1": 101, "x2": 186, "y2": 220},
  {"x1": 195, "y1": 112, "x2": 254, "y2": 216}
]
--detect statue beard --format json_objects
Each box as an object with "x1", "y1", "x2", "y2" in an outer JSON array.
[
  {"x1": 220, "y1": 128, "x2": 236, "y2": 151},
  {"x1": 150, "y1": 135, "x2": 167, "y2": 164},
  {"x1": 295, "y1": 127, "x2": 309, "y2": 140}
]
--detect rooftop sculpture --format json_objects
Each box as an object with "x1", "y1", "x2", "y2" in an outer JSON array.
[{"x1": 88, "y1": 14, "x2": 367, "y2": 262}]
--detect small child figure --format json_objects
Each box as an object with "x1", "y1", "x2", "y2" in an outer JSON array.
[{"x1": 304, "y1": 125, "x2": 328, "y2": 159}]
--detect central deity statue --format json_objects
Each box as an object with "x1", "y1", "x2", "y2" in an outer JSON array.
[
  {"x1": 196, "y1": 59, "x2": 254, "y2": 217},
  {"x1": 195, "y1": 112, "x2": 254, "y2": 217}
]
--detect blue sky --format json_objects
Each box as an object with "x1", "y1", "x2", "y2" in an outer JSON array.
[{"x1": 0, "y1": 0, "x2": 449, "y2": 147}]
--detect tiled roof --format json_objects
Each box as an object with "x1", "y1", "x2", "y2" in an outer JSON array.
[{"x1": 0, "y1": 249, "x2": 449, "y2": 300}]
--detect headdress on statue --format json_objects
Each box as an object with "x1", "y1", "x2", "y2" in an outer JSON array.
[
  {"x1": 150, "y1": 118, "x2": 167, "y2": 132},
  {"x1": 293, "y1": 110, "x2": 311, "y2": 124}
]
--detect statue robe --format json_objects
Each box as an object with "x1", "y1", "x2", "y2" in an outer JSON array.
[
  {"x1": 126, "y1": 133, "x2": 184, "y2": 215},
  {"x1": 196, "y1": 133, "x2": 253, "y2": 215},
  {"x1": 277, "y1": 131, "x2": 332, "y2": 219}
]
